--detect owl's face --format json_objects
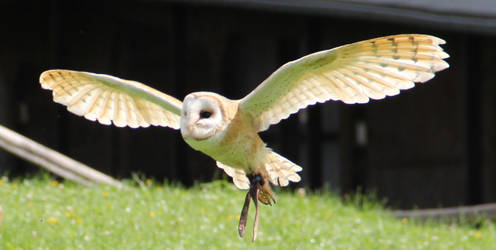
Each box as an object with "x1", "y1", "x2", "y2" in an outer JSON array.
[{"x1": 180, "y1": 92, "x2": 227, "y2": 141}]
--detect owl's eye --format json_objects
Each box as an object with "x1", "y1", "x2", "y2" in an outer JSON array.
[{"x1": 199, "y1": 110, "x2": 212, "y2": 119}]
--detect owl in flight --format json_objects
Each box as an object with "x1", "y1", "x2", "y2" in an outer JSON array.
[{"x1": 40, "y1": 34, "x2": 449, "y2": 241}]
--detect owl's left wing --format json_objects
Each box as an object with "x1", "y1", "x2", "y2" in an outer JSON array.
[
  {"x1": 239, "y1": 34, "x2": 449, "y2": 132},
  {"x1": 40, "y1": 70, "x2": 183, "y2": 129}
]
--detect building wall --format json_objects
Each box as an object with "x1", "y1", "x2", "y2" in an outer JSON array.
[{"x1": 1, "y1": 1, "x2": 495, "y2": 208}]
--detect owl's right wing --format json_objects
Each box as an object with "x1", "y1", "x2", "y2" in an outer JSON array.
[{"x1": 40, "y1": 69, "x2": 183, "y2": 129}]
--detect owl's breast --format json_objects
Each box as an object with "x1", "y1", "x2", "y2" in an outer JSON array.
[
  {"x1": 183, "y1": 113, "x2": 264, "y2": 172},
  {"x1": 183, "y1": 129, "x2": 226, "y2": 158}
]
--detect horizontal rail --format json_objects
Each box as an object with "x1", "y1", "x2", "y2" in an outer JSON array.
[
  {"x1": 0, "y1": 124, "x2": 122, "y2": 188},
  {"x1": 391, "y1": 203, "x2": 496, "y2": 221}
]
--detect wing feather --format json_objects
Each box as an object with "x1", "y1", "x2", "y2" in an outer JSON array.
[
  {"x1": 113, "y1": 93, "x2": 126, "y2": 127},
  {"x1": 99, "y1": 91, "x2": 116, "y2": 125},
  {"x1": 239, "y1": 34, "x2": 449, "y2": 131},
  {"x1": 216, "y1": 161, "x2": 250, "y2": 190},
  {"x1": 81, "y1": 87, "x2": 103, "y2": 121},
  {"x1": 40, "y1": 69, "x2": 182, "y2": 129}
]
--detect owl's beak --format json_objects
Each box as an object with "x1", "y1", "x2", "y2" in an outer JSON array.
[{"x1": 179, "y1": 117, "x2": 200, "y2": 139}]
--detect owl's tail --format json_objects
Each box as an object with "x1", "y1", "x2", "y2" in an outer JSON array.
[
  {"x1": 263, "y1": 149, "x2": 302, "y2": 187},
  {"x1": 217, "y1": 150, "x2": 302, "y2": 190}
]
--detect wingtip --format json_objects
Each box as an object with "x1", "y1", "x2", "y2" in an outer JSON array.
[
  {"x1": 39, "y1": 70, "x2": 54, "y2": 89},
  {"x1": 414, "y1": 34, "x2": 446, "y2": 45},
  {"x1": 39, "y1": 69, "x2": 72, "y2": 90},
  {"x1": 431, "y1": 36, "x2": 446, "y2": 45},
  {"x1": 434, "y1": 60, "x2": 450, "y2": 72}
]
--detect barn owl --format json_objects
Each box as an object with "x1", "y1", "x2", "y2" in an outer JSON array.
[{"x1": 39, "y1": 34, "x2": 449, "y2": 241}]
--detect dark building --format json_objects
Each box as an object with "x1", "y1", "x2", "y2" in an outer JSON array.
[{"x1": 1, "y1": 0, "x2": 495, "y2": 208}]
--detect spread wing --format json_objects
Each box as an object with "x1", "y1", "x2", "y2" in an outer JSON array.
[
  {"x1": 39, "y1": 69, "x2": 183, "y2": 129},
  {"x1": 239, "y1": 34, "x2": 449, "y2": 132}
]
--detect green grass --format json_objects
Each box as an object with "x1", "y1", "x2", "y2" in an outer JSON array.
[{"x1": 0, "y1": 175, "x2": 495, "y2": 249}]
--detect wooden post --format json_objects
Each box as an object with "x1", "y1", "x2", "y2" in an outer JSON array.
[{"x1": 0, "y1": 125, "x2": 122, "y2": 187}]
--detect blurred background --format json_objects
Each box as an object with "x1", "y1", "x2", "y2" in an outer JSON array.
[{"x1": 1, "y1": 0, "x2": 495, "y2": 209}]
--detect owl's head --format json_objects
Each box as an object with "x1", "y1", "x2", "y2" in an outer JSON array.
[{"x1": 180, "y1": 92, "x2": 232, "y2": 141}]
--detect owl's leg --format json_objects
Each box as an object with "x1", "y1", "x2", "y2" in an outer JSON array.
[
  {"x1": 250, "y1": 174, "x2": 276, "y2": 205},
  {"x1": 238, "y1": 173, "x2": 275, "y2": 241},
  {"x1": 238, "y1": 189, "x2": 251, "y2": 238},
  {"x1": 251, "y1": 183, "x2": 260, "y2": 242}
]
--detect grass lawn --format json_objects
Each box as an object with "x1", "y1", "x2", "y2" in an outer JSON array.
[{"x1": 0, "y1": 175, "x2": 495, "y2": 249}]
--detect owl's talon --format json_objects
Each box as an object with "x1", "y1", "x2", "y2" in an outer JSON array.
[{"x1": 248, "y1": 174, "x2": 276, "y2": 205}]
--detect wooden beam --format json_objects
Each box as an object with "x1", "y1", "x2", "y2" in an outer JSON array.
[
  {"x1": 392, "y1": 203, "x2": 496, "y2": 221},
  {"x1": 0, "y1": 125, "x2": 122, "y2": 187}
]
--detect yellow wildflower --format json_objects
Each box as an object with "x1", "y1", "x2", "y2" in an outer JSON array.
[
  {"x1": 66, "y1": 211, "x2": 77, "y2": 218},
  {"x1": 103, "y1": 192, "x2": 108, "y2": 198},
  {"x1": 47, "y1": 218, "x2": 58, "y2": 224},
  {"x1": 401, "y1": 218, "x2": 408, "y2": 224},
  {"x1": 76, "y1": 219, "x2": 82, "y2": 224},
  {"x1": 474, "y1": 231, "x2": 482, "y2": 238},
  {"x1": 49, "y1": 180, "x2": 59, "y2": 187},
  {"x1": 150, "y1": 212, "x2": 156, "y2": 217},
  {"x1": 146, "y1": 179, "x2": 153, "y2": 185}
]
